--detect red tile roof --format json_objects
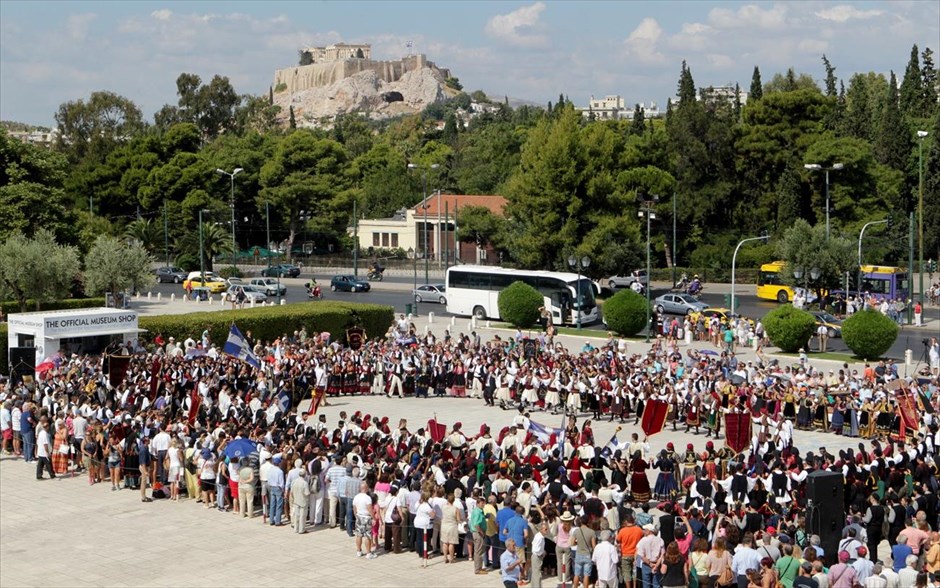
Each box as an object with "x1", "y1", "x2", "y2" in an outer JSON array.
[{"x1": 411, "y1": 194, "x2": 506, "y2": 217}]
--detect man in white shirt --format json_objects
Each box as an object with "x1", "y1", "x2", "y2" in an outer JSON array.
[
  {"x1": 592, "y1": 529, "x2": 619, "y2": 588},
  {"x1": 531, "y1": 521, "x2": 548, "y2": 588},
  {"x1": 352, "y1": 482, "x2": 376, "y2": 559},
  {"x1": 0, "y1": 400, "x2": 13, "y2": 455},
  {"x1": 35, "y1": 417, "x2": 56, "y2": 480},
  {"x1": 289, "y1": 468, "x2": 310, "y2": 534},
  {"x1": 151, "y1": 425, "x2": 171, "y2": 483}
]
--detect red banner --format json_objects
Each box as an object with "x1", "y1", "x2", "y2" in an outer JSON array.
[
  {"x1": 641, "y1": 399, "x2": 669, "y2": 437},
  {"x1": 187, "y1": 389, "x2": 202, "y2": 426},
  {"x1": 427, "y1": 418, "x2": 447, "y2": 444},
  {"x1": 149, "y1": 358, "x2": 162, "y2": 402},
  {"x1": 108, "y1": 355, "x2": 131, "y2": 389},
  {"x1": 724, "y1": 412, "x2": 752, "y2": 454},
  {"x1": 895, "y1": 390, "x2": 920, "y2": 433}
]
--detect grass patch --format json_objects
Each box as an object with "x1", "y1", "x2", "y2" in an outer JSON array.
[{"x1": 772, "y1": 351, "x2": 862, "y2": 362}]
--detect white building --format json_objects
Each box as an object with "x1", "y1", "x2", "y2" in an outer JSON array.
[{"x1": 578, "y1": 96, "x2": 662, "y2": 120}]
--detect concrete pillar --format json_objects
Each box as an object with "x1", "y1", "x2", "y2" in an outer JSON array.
[
  {"x1": 147, "y1": 292, "x2": 152, "y2": 300},
  {"x1": 486, "y1": 321, "x2": 491, "y2": 328},
  {"x1": 450, "y1": 316, "x2": 456, "y2": 326},
  {"x1": 249, "y1": 299, "x2": 255, "y2": 308},
  {"x1": 280, "y1": 299, "x2": 286, "y2": 305},
  {"x1": 471, "y1": 317, "x2": 477, "y2": 329},
  {"x1": 208, "y1": 296, "x2": 213, "y2": 305},
  {"x1": 408, "y1": 313, "x2": 414, "y2": 321},
  {"x1": 157, "y1": 292, "x2": 161, "y2": 301},
  {"x1": 170, "y1": 293, "x2": 175, "y2": 302},
  {"x1": 428, "y1": 312, "x2": 434, "y2": 323},
  {"x1": 905, "y1": 349, "x2": 913, "y2": 366},
  {"x1": 684, "y1": 329, "x2": 692, "y2": 345}
]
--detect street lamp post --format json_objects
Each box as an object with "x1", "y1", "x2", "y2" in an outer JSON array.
[
  {"x1": 804, "y1": 162, "x2": 844, "y2": 241},
  {"x1": 198, "y1": 209, "x2": 210, "y2": 288},
  {"x1": 731, "y1": 235, "x2": 770, "y2": 315},
  {"x1": 917, "y1": 130, "x2": 929, "y2": 306},
  {"x1": 407, "y1": 163, "x2": 439, "y2": 285},
  {"x1": 567, "y1": 255, "x2": 591, "y2": 330},
  {"x1": 792, "y1": 266, "x2": 821, "y2": 304},
  {"x1": 216, "y1": 167, "x2": 244, "y2": 272},
  {"x1": 639, "y1": 195, "x2": 659, "y2": 342},
  {"x1": 857, "y1": 219, "x2": 888, "y2": 294},
  {"x1": 408, "y1": 247, "x2": 418, "y2": 316}
]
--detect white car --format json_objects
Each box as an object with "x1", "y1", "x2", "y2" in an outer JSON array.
[
  {"x1": 249, "y1": 278, "x2": 287, "y2": 297},
  {"x1": 413, "y1": 284, "x2": 447, "y2": 304},
  {"x1": 224, "y1": 285, "x2": 267, "y2": 303},
  {"x1": 606, "y1": 270, "x2": 649, "y2": 290}
]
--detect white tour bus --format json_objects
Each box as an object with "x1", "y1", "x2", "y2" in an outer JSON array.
[{"x1": 445, "y1": 265, "x2": 600, "y2": 326}]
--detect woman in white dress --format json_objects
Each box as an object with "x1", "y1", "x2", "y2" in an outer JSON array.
[
  {"x1": 166, "y1": 437, "x2": 183, "y2": 501},
  {"x1": 545, "y1": 370, "x2": 562, "y2": 410},
  {"x1": 522, "y1": 371, "x2": 540, "y2": 408},
  {"x1": 566, "y1": 374, "x2": 584, "y2": 414},
  {"x1": 495, "y1": 368, "x2": 512, "y2": 406}
]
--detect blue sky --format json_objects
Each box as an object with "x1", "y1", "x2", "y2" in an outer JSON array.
[{"x1": 1, "y1": 1, "x2": 938, "y2": 126}]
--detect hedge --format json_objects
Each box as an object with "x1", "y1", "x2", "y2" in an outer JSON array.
[
  {"x1": 1, "y1": 297, "x2": 107, "y2": 316},
  {"x1": 603, "y1": 289, "x2": 650, "y2": 336},
  {"x1": 842, "y1": 310, "x2": 899, "y2": 359},
  {"x1": 497, "y1": 281, "x2": 543, "y2": 328},
  {"x1": 763, "y1": 305, "x2": 816, "y2": 353},
  {"x1": 0, "y1": 302, "x2": 394, "y2": 375}
]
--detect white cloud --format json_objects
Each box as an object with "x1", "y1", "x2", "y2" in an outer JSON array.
[
  {"x1": 65, "y1": 13, "x2": 96, "y2": 41},
  {"x1": 705, "y1": 53, "x2": 735, "y2": 69},
  {"x1": 623, "y1": 17, "x2": 666, "y2": 64},
  {"x1": 668, "y1": 21, "x2": 714, "y2": 52},
  {"x1": 815, "y1": 5, "x2": 883, "y2": 23},
  {"x1": 151, "y1": 9, "x2": 172, "y2": 21},
  {"x1": 797, "y1": 39, "x2": 829, "y2": 53},
  {"x1": 708, "y1": 4, "x2": 787, "y2": 29},
  {"x1": 484, "y1": 2, "x2": 547, "y2": 48}
]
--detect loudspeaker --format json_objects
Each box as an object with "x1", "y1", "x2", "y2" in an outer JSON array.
[
  {"x1": 8, "y1": 347, "x2": 36, "y2": 385},
  {"x1": 806, "y1": 470, "x2": 845, "y2": 565}
]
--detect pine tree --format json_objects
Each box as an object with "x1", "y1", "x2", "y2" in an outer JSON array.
[
  {"x1": 733, "y1": 83, "x2": 742, "y2": 120},
  {"x1": 547, "y1": 101, "x2": 553, "y2": 114},
  {"x1": 749, "y1": 66, "x2": 763, "y2": 101},
  {"x1": 269, "y1": 85, "x2": 274, "y2": 106},
  {"x1": 677, "y1": 61, "x2": 696, "y2": 107},
  {"x1": 631, "y1": 104, "x2": 645, "y2": 135},
  {"x1": 832, "y1": 80, "x2": 847, "y2": 134},
  {"x1": 775, "y1": 165, "x2": 803, "y2": 230},
  {"x1": 844, "y1": 74, "x2": 873, "y2": 141},
  {"x1": 899, "y1": 44, "x2": 923, "y2": 116},
  {"x1": 922, "y1": 47, "x2": 938, "y2": 116},
  {"x1": 785, "y1": 68, "x2": 797, "y2": 91},
  {"x1": 822, "y1": 54, "x2": 838, "y2": 97},
  {"x1": 289, "y1": 105, "x2": 296, "y2": 129},
  {"x1": 875, "y1": 71, "x2": 912, "y2": 171},
  {"x1": 442, "y1": 112, "x2": 458, "y2": 145},
  {"x1": 923, "y1": 111, "x2": 940, "y2": 256}
]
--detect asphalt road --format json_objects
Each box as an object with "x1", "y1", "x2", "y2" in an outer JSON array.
[{"x1": 151, "y1": 274, "x2": 936, "y2": 361}]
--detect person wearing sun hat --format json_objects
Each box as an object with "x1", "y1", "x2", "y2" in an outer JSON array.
[{"x1": 828, "y1": 550, "x2": 858, "y2": 588}]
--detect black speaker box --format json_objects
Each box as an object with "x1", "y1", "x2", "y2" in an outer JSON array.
[
  {"x1": 8, "y1": 347, "x2": 36, "y2": 385},
  {"x1": 806, "y1": 470, "x2": 845, "y2": 565}
]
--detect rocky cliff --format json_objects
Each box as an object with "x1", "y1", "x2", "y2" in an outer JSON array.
[{"x1": 272, "y1": 53, "x2": 456, "y2": 125}]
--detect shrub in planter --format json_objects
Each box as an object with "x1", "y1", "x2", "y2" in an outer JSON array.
[
  {"x1": 603, "y1": 289, "x2": 650, "y2": 336},
  {"x1": 762, "y1": 305, "x2": 816, "y2": 352},
  {"x1": 497, "y1": 281, "x2": 543, "y2": 328},
  {"x1": 217, "y1": 266, "x2": 243, "y2": 279},
  {"x1": 842, "y1": 309, "x2": 899, "y2": 359}
]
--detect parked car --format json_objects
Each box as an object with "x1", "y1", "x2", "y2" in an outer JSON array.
[
  {"x1": 226, "y1": 277, "x2": 246, "y2": 287},
  {"x1": 606, "y1": 269, "x2": 649, "y2": 290},
  {"x1": 249, "y1": 278, "x2": 287, "y2": 297},
  {"x1": 330, "y1": 275, "x2": 371, "y2": 292},
  {"x1": 811, "y1": 311, "x2": 843, "y2": 338},
  {"x1": 261, "y1": 264, "x2": 301, "y2": 278},
  {"x1": 413, "y1": 284, "x2": 447, "y2": 304},
  {"x1": 691, "y1": 307, "x2": 756, "y2": 329},
  {"x1": 653, "y1": 293, "x2": 708, "y2": 315},
  {"x1": 154, "y1": 266, "x2": 187, "y2": 284},
  {"x1": 224, "y1": 285, "x2": 267, "y2": 303}
]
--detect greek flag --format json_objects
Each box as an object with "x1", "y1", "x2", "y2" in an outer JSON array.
[
  {"x1": 601, "y1": 434, "x2": 629, "y2": 459},
  {"x1": 527, "y1": 420, "x2": 561, "y2": 444},
  {"x1": 222, "y1": 324, "x2": 260, "y2": 368}
]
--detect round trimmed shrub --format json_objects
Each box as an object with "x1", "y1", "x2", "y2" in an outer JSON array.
[
  {"x1": 842, "y1": 309, "x2": 899, "y2": 359},
  {"x1": 763, "y1": 305, "x2": 816, "y2": 352},
  {"x1": 603, "y1": 289, "x2": 650, "y2": 336},
  {"x1": 497, "y1": 281, "x2": 543, "y2": 328}
]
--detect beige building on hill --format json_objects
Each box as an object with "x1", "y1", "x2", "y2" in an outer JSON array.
[{"x1": 351, "y1": 194, "x2": 506, "y2": 264}]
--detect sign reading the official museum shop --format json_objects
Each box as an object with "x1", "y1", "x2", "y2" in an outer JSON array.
[{"x1": 41, "y1": 311, "x2": 138, "y2": 337}]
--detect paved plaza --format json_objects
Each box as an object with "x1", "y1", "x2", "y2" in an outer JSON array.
[{"x1": 0, "y1": 317, "x2": 882, "y2": 587}]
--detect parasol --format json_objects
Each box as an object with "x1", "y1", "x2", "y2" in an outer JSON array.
[
  {"x1": 698, "y1": 349, "x2": 719, "y2": 357},
  {"x1": 224, "y1": 438, "x2": 258, "y2": 459},
  {"x1": 729, "y1": 374, "x2": 746, "y2": 385}
]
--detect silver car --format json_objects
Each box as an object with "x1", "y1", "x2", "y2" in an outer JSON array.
[
  {"x1": 412, "y1": 284, "x2": 447, "y2": 304},
  {"x1": 653, "y1": 293, "x2": 708, "y2": 315},
  {"x1": 225, "y1": 285, "x2": 267, "y2": 303},
  {"x1": 606, "y1": 269, "x2": 649, "y2": 290}
]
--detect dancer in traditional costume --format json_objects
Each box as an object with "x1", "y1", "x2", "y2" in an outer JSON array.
[{"x1": 629, "y1": 451, "x2": 652, "y2": 502}]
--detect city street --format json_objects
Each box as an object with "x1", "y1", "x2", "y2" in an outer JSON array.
[{"x1": 150, "y1": 272, "x2": 937, "y2": 361}]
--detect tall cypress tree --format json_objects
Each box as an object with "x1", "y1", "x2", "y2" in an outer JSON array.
[
  {"x1": 822, "y1": 54, "x2": 838, "y2": 97},
  {"x1": 775, "y1": 165, "x2": 803, "y2": 230},
  {"x1": 923, "y1": 112, "x2": 940, "y2": 255},
  {"x1": 899, "y1": 44, "x2": 923, "y2": 116},
  {"x1": 749, "y1": 66, "x2": 763, "y2": 101},
  {"x1": 288, "y1": 105, "x2": 296, "y2": 129},
  {"x1": 733, "y1": 83, "x2": 742, "y2": 120},
  {"x1": 631, "y1": 104, "x2": 645, "y2": 135},
  {"x1": 677, "y1": 61, "x2": 696, "y2": 107},
  {"x1": 875, "y1": 71, "x2": 912, "y2": 171},
  {"x1": 922, "y1": 47, "x2": 938, "y2": 116}
]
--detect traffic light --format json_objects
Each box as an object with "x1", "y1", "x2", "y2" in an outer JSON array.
[
  {"x1": 886, "y1": 214, "x2": 894, "y2": 230},
  {"x1": 929, "y1": 259, "x2": 937, "y2": 276}
]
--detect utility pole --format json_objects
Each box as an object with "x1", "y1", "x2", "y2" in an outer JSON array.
[
  {"x1": 444, "y1": 201, "x2": 449, "y2": 271},
  {"x1": 639, "y1": 195, "x2": 659, "y2": 342},
  {"x1": 917, "y1": 130, "x2": 929, "y2": 306},
  {"x1": 352, "y1": 199, "x2": 359, "y2": 279},
  {"x1": 908, "y1": 211, "x2": 915, "y2": 324},
  {"x1": 164, "y1": 204, "x2": 169, "y2": 267},
  {"x1": 216, "y1": 167, "x2": 243, "y2": 272},
  {"x1": 672, "y1": 191, "x2": 677, "y2": 287}
]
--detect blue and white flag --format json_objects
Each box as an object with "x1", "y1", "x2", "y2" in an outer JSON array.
[
  {"x1": 601, "y1": 433, "x2": 630, "y2": 459},
  {"x1": 528, "y1": 420, "x2": 563, "y2": 444},
  {"x1": 222, "y1": 324, "x2": 261, "y2": 368},
  {"x1": 276, "y1": 389, "x2": 291, "y2": 414}
]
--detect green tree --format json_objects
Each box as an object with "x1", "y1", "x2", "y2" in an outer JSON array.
[
  {"x1": 289, "y1": 105, "x2": 297, "y2": 129},
  {"x1": 874, "y1": 71, "x2": 912, "y2": 171},
  {"x1": 775, "y1": 219, "x2": 856, "y2": 300},
  {"x1": 0, "y1": 230, "x2": 80, "y2": 311},
  {"x1": 762, "y1": 305, "x2": 816, "y2": 352},
  {"x1": 125, "y1": 218, "x2": 161, "y2": 254},
  {"x1": 83, "y1": 235, "x2": 154, "y2": 296},
  {"x1": 497, "y1": 281, "x2": 543, "y2": 327},
  {"x1": 54, "y1": 91, "x2": 145, "y2": 163},
  {"x1": 764, "y1": 69, "x2": 818, "y2": 94},
  {"x1": 158, "y1": 73, "x2": 241, "y2": 142},
  {"x1": 299, "y1": 50, "x2": 313, "y2": 65},
  {"x1": 842, "y1": 310, "x2": 899, "y2": 359},
  {"x1": 822, "y1": 54, "x2": 838, "y2": 97},
  {"x1": 603, "y1": 290, "x2": 650, "y2": 336},
  {"x1": 259, "y1": 131, "x2": 353, "y2": 257},
  {"x1": 923, "y1": 113, "x2": 940, "y2": 257},
  {"x1": 456, "y1": 205, "x2": 505, "y2": 252},
  {"x1": 630, "y1": 104, "x2": 646, "y2": 135},
  {"x1": 749, "y1": 66, "x2": 763, "y2": 102},
  {"x1": 774, "y1": 165, "x2": 803, "y2": 229},
  {"x1": 921, "y1": 48, "x2": 938, "y2": 115},
  {"x1": 442, "y1": 113, "x2": 458, "y2": 145},
  {"x1": 899, "y1": 44, "x2": 922, "y2": 116}
]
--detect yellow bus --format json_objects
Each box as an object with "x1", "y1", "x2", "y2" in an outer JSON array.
[{"x1": 757, "y1": 261, "x2": 797, "y2": 303}]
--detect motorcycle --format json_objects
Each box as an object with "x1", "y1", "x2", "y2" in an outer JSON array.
[
  {"x1": 367, "y1": 265, "x2": 385, "y2": 281},
  {"x1": 686, "y1": 279, "x2": 703, "y2": 296},
  {"x1": 306, "y1": 284, "x2": 323, "y2": 299},
  {"x1": 674, "y1": 273, "x2": 689, "y2": 291},
  {"x1": 630, "y1": 281, "x2": 646, "y2": 296}
]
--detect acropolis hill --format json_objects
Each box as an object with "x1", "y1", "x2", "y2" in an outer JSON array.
[{"x1": 272, "y1": 43, "x2": 458, "y2": 126}]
